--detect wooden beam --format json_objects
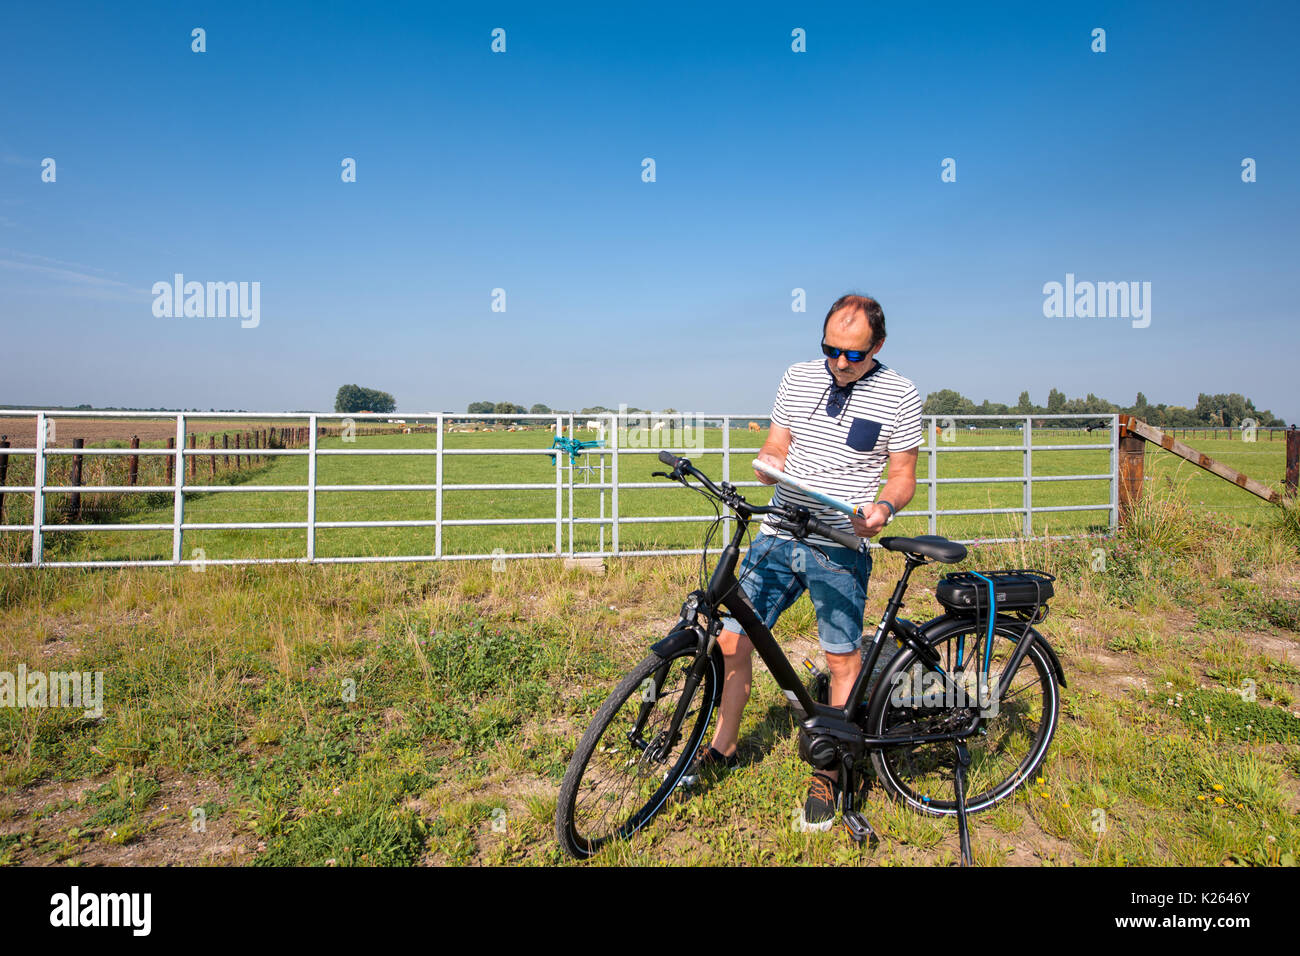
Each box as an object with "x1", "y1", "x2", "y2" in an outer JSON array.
[{"x1": 1121, "y1": 415, "x2": 1283, "y2": 504}]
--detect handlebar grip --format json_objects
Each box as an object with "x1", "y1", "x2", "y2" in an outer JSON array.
[
  {"x1": 658, "y1": 450, "x2": 681, "y2": 468},
  {"x1": 806, "y1": 516, "x2": 864, "y2": 552}
]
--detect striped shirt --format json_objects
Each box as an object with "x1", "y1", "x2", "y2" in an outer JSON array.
[{"x1": 758, "y1": 358, "x2": 923, "y2": 547}]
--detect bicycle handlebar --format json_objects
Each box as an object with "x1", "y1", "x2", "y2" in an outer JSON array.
[
  {"x1": 785, "y1": 512, "x2": 863, "y2": 552},
  {"x1": 656, "y1": 450, "x2": 863, "y2": 551}
]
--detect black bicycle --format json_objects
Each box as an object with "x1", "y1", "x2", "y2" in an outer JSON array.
[{"x1": 555, "y1": 452, "x2": 1065, "y2": 864}]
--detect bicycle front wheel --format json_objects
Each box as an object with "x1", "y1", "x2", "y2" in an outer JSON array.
[
  {"x1": 555, "y1": 644, "x2": 720, "y2": 858},
  {"x1": 867, "y1": 618, "x2": 1060, "y2": 815}
]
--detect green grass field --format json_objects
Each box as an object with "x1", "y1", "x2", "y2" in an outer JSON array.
[
  {"x1": 2, "y1": 493, "x2": 1298, "y2": 866},
  {"x1": 1, "y1": 426, "x2": 1288, "y2": 565}
]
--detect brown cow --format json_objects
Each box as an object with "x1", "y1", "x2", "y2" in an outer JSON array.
[{"x1": 748, "y1": 421, "x2": 760, "y2": 431}]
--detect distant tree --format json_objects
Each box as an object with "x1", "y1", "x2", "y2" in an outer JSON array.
[
  {"x1": 492, "y1": 401, "x2": 527, "y2": 426},
  {"x1": 1082, "y1": 393, "x2": 1117, "y2": 414},
  {"x1": 335, "y1": 384, "x2": 395, "y2": 414},
  {"x1": 923, "y1": 389, "x2": 974, "y2": 416},
  {"x1": 1015, "y1": 391, "x2": 1035, "y2": 415},
  {"x1": 530, "y1": 403, "x2": 552, "y2": 416}
]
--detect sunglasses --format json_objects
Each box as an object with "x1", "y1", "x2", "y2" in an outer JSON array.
[{"x1": 821, "y1": 340, "x2": 872, "y2": 363}]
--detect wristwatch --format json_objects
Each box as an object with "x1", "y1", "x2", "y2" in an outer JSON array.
[{"x1": 875, "y1": 499, "x2": 896, "y2": 525}]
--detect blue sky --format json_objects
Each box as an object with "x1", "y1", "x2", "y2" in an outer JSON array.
[{"x1": 2, "y1": 1, "x2": 1297, "y2": 420}]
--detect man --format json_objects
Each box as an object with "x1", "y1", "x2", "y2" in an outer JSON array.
[{"x1": 680, "y1": 293, "x2": 922, "y2": 831}]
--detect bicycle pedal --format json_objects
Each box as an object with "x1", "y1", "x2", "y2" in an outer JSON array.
[{"x1": 841, "y1": 810, "x2": 878, "y2": 844}]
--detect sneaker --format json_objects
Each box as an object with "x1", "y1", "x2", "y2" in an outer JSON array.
[
  {"x1": 677, "y1": 745, "x2": 738, "y2": 787},
  {"x1": 801, "y1": 772, "x2": 839, "y2": 831}
]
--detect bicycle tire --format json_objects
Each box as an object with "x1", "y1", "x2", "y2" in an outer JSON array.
[
  {"x1": 866, "y1": 618, "x2": 1060, "y2": 816},
  {"x1": 556, "y1": 644, "x2": 720, "y2": 858}
]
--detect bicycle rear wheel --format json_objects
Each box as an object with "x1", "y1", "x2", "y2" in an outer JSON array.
[
  {"x1": 556, "y1": 644, "x2": 720, "y2": 858},
  {"x1": 867, "y1": 619, "x2": 1059, "y2": 815}
]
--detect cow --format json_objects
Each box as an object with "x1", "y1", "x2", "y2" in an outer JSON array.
[{"x1": 748, "y1": 421, "x2": 760, "y2": 431}]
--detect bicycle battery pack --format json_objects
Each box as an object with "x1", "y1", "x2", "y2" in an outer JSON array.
[{"x1": 935, "y1": 570, "x2": 1054, "y2": 615}]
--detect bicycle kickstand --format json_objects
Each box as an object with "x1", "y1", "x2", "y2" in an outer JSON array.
[
  {"x1": 839, "y1": 752, "x2": 878, "y2": 847},
  {"x1": 953, "y1": 742, "x2": 973, "y2": 866}
]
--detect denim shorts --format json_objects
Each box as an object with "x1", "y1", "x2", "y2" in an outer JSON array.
[{"x1": 717, "y1": 534, "x2": 872, "y2": 655}]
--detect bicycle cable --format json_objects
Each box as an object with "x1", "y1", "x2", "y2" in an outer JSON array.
[
  {"x1": 671, "y1": 464, "x2": 853, "y2": 621},
  {"x1": 674, "y1": 470, "x2": 724, "y2": 595}
]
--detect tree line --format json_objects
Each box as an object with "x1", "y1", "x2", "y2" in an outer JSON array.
[
  {"x1": 922, "y1": 389, "x2": 1286, "y2": 428},
  {"x1": 328, "y1": 383, "x2": 1288, "y2": 429},
  {"x1": 471, "y1": 391, "x2": 1288, "y2": 428}
]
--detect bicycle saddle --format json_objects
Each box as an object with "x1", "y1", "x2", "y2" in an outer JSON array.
[{"x1": 878, "y1": 535, "x2": 968, "y2": 564}]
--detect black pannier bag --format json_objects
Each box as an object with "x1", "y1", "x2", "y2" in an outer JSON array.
[{"x1": 935, "y1": 570, "x2": 1055, "y2": 616}]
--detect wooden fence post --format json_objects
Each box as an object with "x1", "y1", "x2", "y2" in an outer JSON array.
[
  {"x1": 128, "y1": 436, "x2": 139, "y2": 486},
  {"x1": 235, "y1": 433, "x2": 243, "y2": 470},
  {"x1": 187, "y1": 433, "x2": 196, "y2": 480},
  {"x1": 67, "y1": 438, "x2": 85, "y2": 521},
  {"x1": 222, "y1": 433, "x2": 229, "y2": 472},
  {"x1": 1286, "y1": 426, "x2": 1298, "y2": 499},
  {"x1": 1117, "y1": 416, "x2": 1145, "y2": 526},
  {"x1": 209, "y1": 435, "x2": 216, "y2": 477},
  {"x1": 166, "y1": 437, "x2": 175, "y2": 484}
]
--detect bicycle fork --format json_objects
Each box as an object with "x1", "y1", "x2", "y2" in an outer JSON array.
[{"x1": 634, "y1": 626, "x2": 715, "y2": 763}]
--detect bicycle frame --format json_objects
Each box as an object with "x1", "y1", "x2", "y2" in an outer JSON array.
[
  {"x1": 700, "y1": 513, "x2": 984, "y2": 748},
  {"x1": 647, "y1": 514, "x2": 992, "y2": 763}
]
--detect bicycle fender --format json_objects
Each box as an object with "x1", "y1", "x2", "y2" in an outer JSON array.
[
  {"x1": 650, "y1": 626, "x2": 724, "y2": 707},
  {"x1": 991, "y1": 614, "x2": 1067, "y2": 688},
  {"x1": 1022, "y1": 629, "x2": 1067, "y2": 688},
  {"x1": 650, "y1": 626, "x2": 700, "y2": 658},
  {"x1": 888, "y1": 617, "x2": 941, "y2": 669}
]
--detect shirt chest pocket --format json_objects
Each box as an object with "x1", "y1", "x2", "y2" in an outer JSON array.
[{"x1": 845, "y1": 417, "x2": 884, "y2": 452}]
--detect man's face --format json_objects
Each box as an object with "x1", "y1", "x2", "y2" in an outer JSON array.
[{"x1": 823, "y1": 309, "x2": 884, "y2": 386}]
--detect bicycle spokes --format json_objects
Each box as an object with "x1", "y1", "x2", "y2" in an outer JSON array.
[{"x1": 565, "y1": 651, "x2": 716, "y2": 852}]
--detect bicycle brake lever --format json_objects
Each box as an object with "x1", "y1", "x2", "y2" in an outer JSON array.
[{"x1": 653, "y1": 468, "x2": 688, "y2": 484}]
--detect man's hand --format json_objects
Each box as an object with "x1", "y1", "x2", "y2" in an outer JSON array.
[
  {"x1": 850, "y1": 503, "x2": 892, "y2": 539},
  {"x1": 753, "y1": 451, "x2": 785, "y2": 485}
]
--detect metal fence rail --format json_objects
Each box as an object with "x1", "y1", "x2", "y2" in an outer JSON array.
[{"x1": 0, "y1": 410, "x2": 1118, "y2": 568}]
